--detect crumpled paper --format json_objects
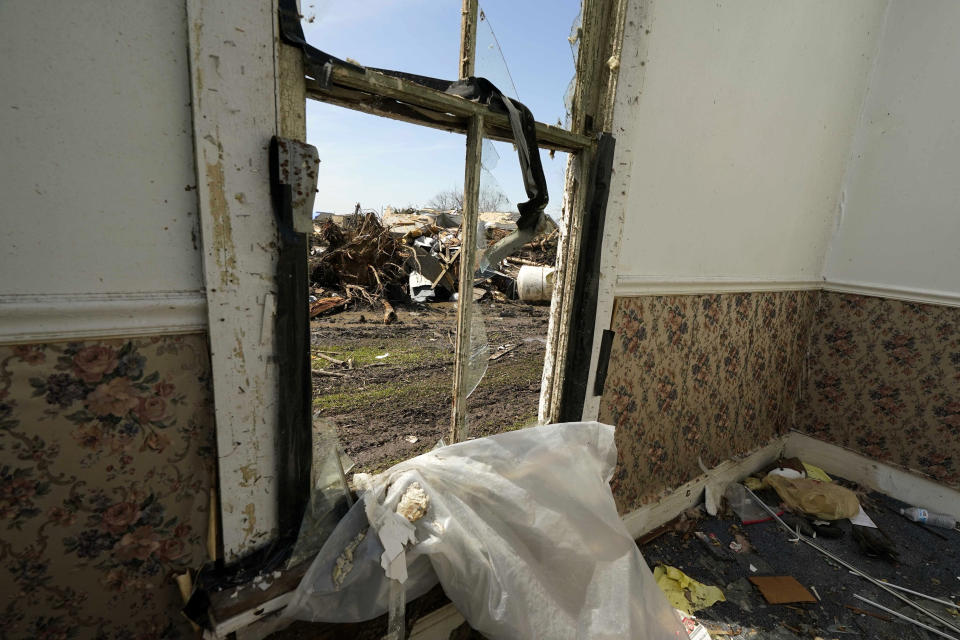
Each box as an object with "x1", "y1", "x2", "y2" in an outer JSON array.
[{"x1": 654, "y1": 565, "x2": 725, "y2": 614}]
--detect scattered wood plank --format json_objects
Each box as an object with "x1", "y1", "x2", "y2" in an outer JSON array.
[
  {"x1": 489, "y1": 344, "x2": 520, "y2": 361},
  {"x1": 316, "y1": 353, "x2": 345, "y2": 366},
  {"x1": 311, "y1": 368, "x2": 346, "y2": 378},
  {"x1": 504, "y1": 256, "x2": 546, "y2": 267},
  {"x1": 310, "y1": 296, "x2": 347, "y2": 318}
]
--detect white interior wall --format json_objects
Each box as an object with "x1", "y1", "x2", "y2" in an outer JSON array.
[
  {"x1": 611, "y1": 0, "x2": 887, "y2": 291},
  {"x1": 0, "y1": 0, "x2": 285, "y2": 558},
  {"x1": 823, "y1": 0, "x2": 960, "y2": 303},
  {"x1": 0, "y1": 1, "x2": 206, "y2": 341},
  {"x1": 583, "y1": 0, "x2": 889, "y2": 419}
]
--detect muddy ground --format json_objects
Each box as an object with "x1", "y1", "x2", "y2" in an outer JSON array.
[{"x1": 310, "y1": 300, "x2": 550, "y2": 474}]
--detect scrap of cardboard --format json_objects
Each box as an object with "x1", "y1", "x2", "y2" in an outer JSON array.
[{"x1": 748, "y1": 576, "x2": 817, "y2": 604}]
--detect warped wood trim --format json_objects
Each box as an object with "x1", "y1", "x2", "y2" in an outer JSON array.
[
  {"x1": 449, "y1": 115, "x2": 485, "y2": 444},
  {"x1": 306, "y1": 67, "x2": 592, "y2": 154},
  {"x1": 541, "y1": 0, "x2": 628, "y2": 423},
  {"x1": 459, "y1": 0, "x2": 479, "y2": 79},
  {"x1": 306, "y1": 80, "x2": 465, "y2": 138},
  {"x1": 620, "y1": 438, "x2": 786, "y2": 539}
]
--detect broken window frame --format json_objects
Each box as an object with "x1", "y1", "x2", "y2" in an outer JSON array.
[
  {"x1": 299, "y1": 0, "x2": 627, "y2": 438},
  {"x1": 195, "y1": 0, "x2": 630, "y2": 631}
]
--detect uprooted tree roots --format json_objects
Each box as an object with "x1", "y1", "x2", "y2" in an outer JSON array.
[{"x1": 310, "y1": 213, "x2": 409, "y2": 304}]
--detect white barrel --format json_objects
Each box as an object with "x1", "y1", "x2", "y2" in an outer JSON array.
[{"x1": 517, "y1": 265, "x2": 555, "y2": 302}]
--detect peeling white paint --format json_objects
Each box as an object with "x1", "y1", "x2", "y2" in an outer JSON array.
[{"x1": 187, "y1": 0, "x2": 282, "y2": 560}]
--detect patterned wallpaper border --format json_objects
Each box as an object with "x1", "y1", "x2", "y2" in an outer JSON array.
[
  {"x1": 796, "y1": 291, "x2": 960, "y2": 488},
  {"x1": 599, "y1": 291, "x2": 817, "y2": 513},
  {"x1": 600, "y1": 288, "x2": 960, "y2": 512},
  {"x1": 0, "y1": 335, "x2": 215, "y2": 639}
]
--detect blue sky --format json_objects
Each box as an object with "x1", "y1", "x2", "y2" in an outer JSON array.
[{"x1": 301, "y1": 0, "x2": 580, "y2": 216}]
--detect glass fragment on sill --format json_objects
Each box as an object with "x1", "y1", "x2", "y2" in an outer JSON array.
[{"x1": 288, "y1": 417, "x2": 354, "y2": 568}]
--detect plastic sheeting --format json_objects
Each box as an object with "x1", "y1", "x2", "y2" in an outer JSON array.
[{"x1": 284, "y1": 422, "x2": 685, "y2": 639}]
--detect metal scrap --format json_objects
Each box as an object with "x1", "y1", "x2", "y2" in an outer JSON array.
[{"x1": 309, "y1": 206, "x2": 558, "y2": 311}]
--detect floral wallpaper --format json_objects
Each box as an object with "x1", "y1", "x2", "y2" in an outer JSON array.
[
  {"x1": 0, "y1": 336, "x2": 215, "y2": 639},
  {"x1": 598, "y1": 291, "x2": 818, "y2": 514},
  {"x1": 796, "y1": 292, "x2": 960, "y2": 488}
]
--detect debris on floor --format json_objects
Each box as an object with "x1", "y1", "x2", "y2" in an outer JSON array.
[
  {"x1": 655, "y1": 565, "x2": 727, "y2": 613},
  {"x1": 764, "y1": 474, "x2": 860, "y2": 520},
  {"x1": 748, "y1": 576, "x2": 817, "y2": 604},
  {"x1": 676, "y1": 609, "x2": 714, "y2": 640},
  {"x1": 639, "y1": 460, "x2": 960, "y2": 639}
]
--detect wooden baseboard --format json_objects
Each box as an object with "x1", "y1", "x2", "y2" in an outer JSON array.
[
  {"x1": 620, "y1": 439, "x2": 786, "y2": 539},
  {"x1": 783, "y1": 431, "x2": 960, "y2": 520},
  {"x1": 620, "y1": 432, "x2": 960, "y2": 541}
]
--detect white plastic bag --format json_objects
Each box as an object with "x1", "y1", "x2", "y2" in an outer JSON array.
[{"x1": 284, "y1": 422, "x2": 685, "y2": 640}]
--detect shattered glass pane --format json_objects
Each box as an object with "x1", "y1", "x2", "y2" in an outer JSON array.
[
  {"x1": 462, "y1": 296, "x2": 490, "y2": 401},
  {"x1": 475, "y1": 9, "x2": 520, "y2": 101},
  {"x1": 564, "y1": 7, "x2": 583, "y2": 128},
  {"x1": 480, "y1": 138, "x2": 569, "y2": 229},
  {"x1": 474, "y1": 1, "x2": 581, "y2": 130},
  {"x1": 289, "y1": 418, "x2": 353, "y2": 568}
]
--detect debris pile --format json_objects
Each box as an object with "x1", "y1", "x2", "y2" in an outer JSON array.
[{"x1": 307, "y1": 206, "x2": 558, "y2": 318}]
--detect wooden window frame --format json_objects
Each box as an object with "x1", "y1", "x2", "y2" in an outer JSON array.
[
  {"x1": 302, "y1": 0, "x2": 627, "y2": 439},
  {"x1": 195, "y1": 0, "x2": 628, "y2": 632}
]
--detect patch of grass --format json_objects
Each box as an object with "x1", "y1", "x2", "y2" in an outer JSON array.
[
  {"x1": 366, "y1": 456, "x2": 409, "y2": 475},
  {"x1": 505, "y1": 414, "x2": 539, "y2": 431},
  {"x1": 311, "y1": 342, "x2": 449, "y2": 369},
  {"x1": 471, "y1": 411, "x2": 539, "y2": 438},
  {"x1": 313, "y1": 371, "x2": 451, "y2": 414},
  {"x1": 479, "y1": 352, "x2": 544, "y2": 388},
  {"x1": 314, "y1": 350, "x2": 543, "y2": 415},
  {"x1": 312, "y1": 383, "x2": 405, "y2": 413}
]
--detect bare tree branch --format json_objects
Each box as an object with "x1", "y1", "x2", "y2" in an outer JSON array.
[{"x1": 426, "y1": 184, "x2": 508, "y2": 212}]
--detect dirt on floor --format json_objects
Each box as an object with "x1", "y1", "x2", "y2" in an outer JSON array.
[{"x1": 310, "y1": 299, "x2": 550, "y2": 475}]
